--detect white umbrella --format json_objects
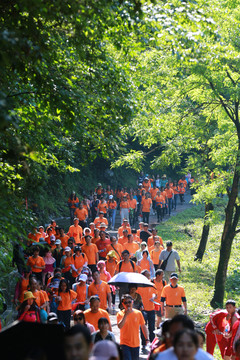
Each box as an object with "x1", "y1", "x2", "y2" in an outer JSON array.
[{"x1": 108, "y1": 272, "x2": 155, "y2": 288}]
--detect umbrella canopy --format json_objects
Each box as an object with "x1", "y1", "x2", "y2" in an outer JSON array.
[{"x1": 108, "y1": 272, "x2": 155, "y2": 288}]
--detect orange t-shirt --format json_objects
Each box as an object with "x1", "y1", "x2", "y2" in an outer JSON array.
[
  {"x1": 120, "y1": 201, "x2": 130, "y2": 209},
  {"x1": 165, "y1": 188, "x2": 174, "y2": 199},
  {"x1": 108, "y1": 200, "x2": 117, "y2": 209},
  {"x1": 123, "y1": 242, "x2": 139, "y2": 257},
  {"x1": 88, "y1": 281, "x2": 111, "y2": 310},
  {"x1": 173, "y1": 186, "x2": 179, "y2": 195},
  {"x1": 84, "y1": 309, "x2": 111, "y2": 330},
  {"x1": 97, "y1": 202, "x2": 108, "y2": 214},
  {"x1": 27, "y1": 256, "x2": 45, "y2": 273},
  {"x1": 106, "y1": 243, "x2": 123, "y2": 262},
  {"x1": 19, "y1": 278, "x2": 29, "y2": 303},
  {"x1": 94, "y1": 217, "x2": 108, "y2": 229},
  {"x1": 57, "y1": 289, "x2": 77, "y2": 310},
  {"x1": 161, "y1": 285, "x2": 186, "y2": 306},
  {"x1": 138, "y1": 258, "x2": 151, "y2": 272},
  {"x1": 133, "y1": 234, "x2": 140, "y2": 243},
  {"x1": 72, "y1": 253, "x2": 88, "y2": 278},
  {"x1": 179, "y1": 186, "x2": 186, "y2": 194},
  {"x1": 117, "y1": 309, "x2": 145, "y2": 347},
  {"x1": 129, "y1": 199, "x2": 137, "y2": 209},
  {"x1": 68, "y1": 225, "x2": 83, "y2": 244},
  {"x1": 59, "y1": 234, "x2": 69, "y2": 249},
  {"x1": 148, "y1": 235, "x2": 163, "y2": 248},
  {"x1": 118, "y1": 226, "x2": 131, "y2": 237},
  {"x1": 105, "y1": 260, "x2": 117, "y2": 277},
  {"x1": 153, "y1": 279, "x2": 166, "y2": 303},
  {"x1": 116, "y1": 260, "x2": 136, "y2": 273},
  {"x1": 150, "y1": 188, "x2": 159, "y2": 200},
  {"x1": 155, "y1": 195, "x2": 165, "y2": 207},
  {"x1": 161, "y1": 190, "x2": 167, "y2": 201},
  {"x1": 76, "y1": 284, "x2": 87, "y2": 304},
  {"x1": 82, "y1": 244, "x2": 98, "y2": 265},
  {"x1": 118, "y1": 236, "x2": 128, "y2": 246},
  {"x1": 150, "y1": 248, "x2": 163, "y2": 265},
  {"x1": 178, "y1": 179, "x2": 187, "y2": 188},
  {"x1": 74, "y1": 208, "x2": 88, "y2": 221},
  {"x1": 92, "y1": 236, "x2": 100, "y2": 244},
  {"x1": 142, "y1": 180, "x2": 151, "y2": 191},
  {"x1": 141, "y1": 198, "x2": 152, "y2": 212},
  {"x1": 137, "y1": 286, "x2": 158, "y2": 311}
]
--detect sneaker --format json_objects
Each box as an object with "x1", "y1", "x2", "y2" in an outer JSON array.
[{"x1": 141, "y1": 346, "x2": 148, "y2": 354}]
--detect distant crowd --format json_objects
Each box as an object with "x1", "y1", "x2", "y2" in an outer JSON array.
[{"x1": 3, "y1": 172, "x2": 239, "y2": 360}]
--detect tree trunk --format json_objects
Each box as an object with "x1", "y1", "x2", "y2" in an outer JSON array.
[
  {"x1": 194, "y1": 202, "x2": 214, "y2": 262},
  {"x1": 210, "y1": 169, "x2": 240, "y2": 308}
]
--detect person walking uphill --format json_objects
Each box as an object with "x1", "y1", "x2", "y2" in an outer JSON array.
[{"x1": 158, "y1": 241, "x2": 181, "y2": 283}]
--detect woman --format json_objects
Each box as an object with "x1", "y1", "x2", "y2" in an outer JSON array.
[
  {"x1": 18, "y1": 291, "x2": 40, "y2": 323},
  {"x1": 60, "y1": 246, "x2": 74, "y2": 285},
  {"x1": 107, "y1": 195, "x2": 117, "y2": 230},
  {"x1": 138, "y1": 250, "x2": 155, "y2": 279},
  {"x1": 97, "y1": 260, "x2": 111, "y2": 282},
  {"x1": 68, "y1": 191, "x2": 79, "y2": 224},
  {"x1": 73, "y1": 309, "x2": 95, "y2": 333},
  {"x1": 119, "y1": 195, "x2": 130, "y2": 224},
  {"x1": 91, "y1": 317, "x2": 116, "y2": 343},
  {"x1": 42, "y1": 248, "x2": 56, "y2": 285},
  {"x1": 56, "y1": 278, "x2": 77, "y2": 329},
  {"x1": 173, "y1": 329, "x2": 198, "y2": 360}
]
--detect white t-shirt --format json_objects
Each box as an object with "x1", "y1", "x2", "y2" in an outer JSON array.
[
  {"x1": 155, "y1": 347, "x2": 214, "y2": 360},
  {"x1": 159, "y1": 249, "x2": 180, "y2": 272}
]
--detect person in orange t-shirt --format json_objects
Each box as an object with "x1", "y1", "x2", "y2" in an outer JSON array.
[
  {"x1": 153, "y1": 269, "x2": 166, "y2": 327},
  {"x1": 106, "y1": 236, "x2": 123, "y2": 262},
  {"x1": 120, "y1": 196, "x2": 130, "y2": 224},
  {"x1": 116, "y1": 250, "x2": 137, "y2": 273},
  {"x1": 84, "y1": 296, "x2": 112, "y2": 331},
  {"x1": 68, "y1": 191, "x2": 79, "y2": 224},
  {"x1": 142, "y1": 177, "x2": 151, "y2": 192},
  {"x1": 68, "y1": 218, "x2": 83, "y2": 244},
  {"x1": 105, "y1": 251, "x2": 118, "y2": 277},
  {"x1": 117, "y1": 294, "x2": 148, "y2": 359},
  {"x1": 178, "y1": 176, "x2": 188, "y2": 188},
  {"x1": 118, "y1": 219, "x2": 131, "y2": 237},
  {"x1": 58, "y1": 228, "x2": 69, "y2": 249},
  {"x1": 155, "y1": 191, "x2": 165, "y2": 222},
  {"x1": 137, "y1": 269, "x2": 158, "y2": 346},
  {"x1": 129, "y1": 194, "x2": 137, "y2": 227},
  {"x1": 94, "y1": 212, "x2": 108, "y2": 230},
  {"x1": 160, "y1": 186, "x2": 168, "y2": 217},
  {"x1": 179, "y1": 183, "x2": 186, "y2": 204},
  {"x1": 150, "y1": 241, "x2": 164, "y2": 269},
  {"x1": 150, "y1": 184, "x2": 159, "y2": 213},
  {"x1": 173, "y1": 180, "x2": 180, "y2": 210},
  {"x1": 88, "y1": 270, "x2": 111, "y2": 310},
  {"x1": 56, "y1": 278, "x2": 77, "y2": 329},
  {"x1": 82, "y1": 235, "x2": 99, "y2": 273},
  {"x1": 137, "y1": 222, "x2": 144, "y2": 238},
  {"x1": 71, "y1": 245, "x2": 88, "y2": 279},
  {"x1": 141, "y1": 193, "x2": 152, "y2": 224},
  {"x1": 148, "y1": 228, "x2": 163, "y2": 248},
  {"x1": 131, "y1": 229, "x2": 140, "y2": 244},
  {"x1": 165, "y1": 184, "x2": 174, "y2": 215},
  {"x1": 123, "y1": 234, "x2": 139, "y2": 258},
  {"x1": 74, "y1": 204, "x2": 88, "y2": 229},
  {"x1": 97, "y1": 197, "x2": 108, "y2": 215},
  {"x1": 118, "y1": 229, "x2": 129, "y2": 246},
  {"x1": 27, "y1": 246, "x2": 45, "y2": 282}
]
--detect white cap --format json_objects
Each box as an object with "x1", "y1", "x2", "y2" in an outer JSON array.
[
  {"x1": 78, "y1": 274, "x2": 88, "y2": 282},
  {"x1": 64, "y1": 246, "x2": 71, "y2": 252},
  {"x1": 109, "y1": 195, "x2": 113, "y2": 199},
  {"x1": 90, "y1": 340, "x2": 118, "y2": 360}
]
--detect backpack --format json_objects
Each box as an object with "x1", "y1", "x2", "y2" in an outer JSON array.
[{"x1": 119, "y1": 259, "x2": 135, "y2": 272}]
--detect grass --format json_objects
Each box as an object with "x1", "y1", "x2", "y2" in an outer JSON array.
[{"x1": 156, "y1": 199, "x2": 240, "y2": 359}]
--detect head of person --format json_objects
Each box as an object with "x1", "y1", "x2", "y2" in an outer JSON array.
[
  {"x1": 55, "y1": 239, "x2": 61, "y2": 248},
  {"x1": 59, "y1": 227, "x2": 65, "y2": 236},
  {"x1": 83, "y1": 227, "x2": 91, "y2": 236},
  {"x1": 121, "y1": 250, "x2": 130, "y2": 261},
  {"x1": 106, "y1": 250, "x2": 117, "y2": 262},
  {"x1": 128, "y1": 284, "x2": 138, "y2": 295},
  {"x1": 47, "y1": 312, "x2": 59, "y2": 325},
  {"x1": 140, "y1": 242, "x2": 147, "y2": 251},
  {"x1": 90, "y1": 340, "x2": 119, "y2": 360},
  {"x1": 22, "y1": 291, "x2": 36, "y2": 307},
  {"x1": 64, "y1": 324, "x2": 92, "y2": 360},
  {"x1": 127, "y1": 234, "x2": 133, "y2": 243},
  {"x1": 170, "y1": 273, "x2": 179, "y2": 287},
  {"x1": 142, "y1": 249, "x2": 149, "y2": 259},
  {"x1": 110, "y1": 236, "x2": 117, "y2": 244},
  {"x1": 92, "y1": 270, "x2": 100, "y2": 283},
  {"x1": 139, "y1": 221, "x2": 144, "y2": 229},
  {"x1": 89, "y1": 222, "x2": 95, "y2": 230},
  {"x1": 68, "y1": 237, "x2": 75, "y2": 248},
  {"x1": 74, "y1": 245, "x2": 82, "y2": 255},
  {"x1": 132, "y1": 228, "x2": 137, "y2": 235},
  {"x1": 123, "y1": 219, "x2": 128, "y2": 226},
  {"x1": 195, "y1": 329, "x2": 205, "y2": 349},
  {"x1": 121, "y1": 294, "x2": 133, "y2": 310},
  {"x1": 32, "y1": 245, "x2": 40, "y2": 257},
  {"x1": 53, "y1": 267, "x2": 62, "y2": 278},
  {"x1": 173, "y1": 329, "x2": 198, "y2": 360},
  {"x1": 98, "y1": 317, "x2": 110, "y2": 333},
  {"x1": 99, "y1": 211, "x2": 104, "y2": 218},
  {"x1": 168, "y1": 315, "x2": 195, "y2": 346},
  {"x1": 122, "y1": 229, "x2": 128, "y2": 237},
  {"x1": 123, "y1": 196, "x2": 127, "y2": 202},
  {"x1": 78, "y1": 274, "x2": 87, "y2": 286},
  {"x1": 225, "y1": 299, "x2": 236, "y2": 314},
  {"x1": 155, "y1": 269, "x2": 164, "y2": 281},
  {"x1": 141, "y1": 269, "x2": 150, "y2": 279},
  {"x1": 143, "y1": 223, "x2": 149, "y2": 231},
  {"x1": 89, "y1": 296, "x2": 100, "y2": 313},
  {"x1": 73, "y1": 310, "x2": 86, "y2": 326},
  {"x1": 38, "y1": 226, "x2": 44, "y2": 233},
  {"x1": 84, "y1": 235, "x2": 91, "y2": 245},
  {"x1": 73, "y1": 218, "x2": 79, "y2": 226},
  {"x1": 59, "y1": 278, "x2": 70, "y2": 293},
  {"x1": 64, "y1": 246, "x2": 72, "y2": 257},
  {"x1": 29, "y1": 276, "x2": 38, "y2": 292},
  {"x1": 166, "y1": 241, "x2": 173, "y2": 251},
  {"x1": 152, "y1": 228, "x2": 157, "y2": 236},
  {"x1": 99, "y1": 230, "x2": 106, "y2": 240},
  {"x1": 94, "y1": 228, "x2": 100, "y2": 238},
  {"x1": 154, "y1": 240, "x2": 161, "y2": 249},
  {"x1": 97, "y1": 260, "x2": 105, "y2": 272}
]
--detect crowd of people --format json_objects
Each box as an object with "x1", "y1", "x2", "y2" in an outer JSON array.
[{"x1": 5, "y1": 172, "x2": 240, "y2": 360}]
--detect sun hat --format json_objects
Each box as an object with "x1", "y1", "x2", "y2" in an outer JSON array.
[
  {"x1": 64, "y1": 246, "x2": 71, "y2": 252},
  {"x1": 78, "y1": 274, "x2": 88, "y2": 282},
  {"x1": 55, "y1": 239, "x2": 61, "y2": 245},
  {"x1": 106, "y1": 250, "x2": 117, "y2": 259},
  {"x1": 23, "y1": 291, "x2": 36, "y2": 301}
]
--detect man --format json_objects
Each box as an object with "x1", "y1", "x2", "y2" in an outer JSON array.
[
  {"x1": 123, "y1": 234, "x2": 139, "y2": 258},
  {"x1": 141, "y1": 193, "x2": 152, "y2": 224},
  {"x1": 129, "y1": 194, "x2": 137, "y2": 227},
  {"x1": 81, "y1": 235, "x2": 99, "y2": 273},
  {"x1": 96, "y1": 230, "x2": 111, "y2": 260},
  {"x1": 64, "y1": 324, "x2": 92, "y2": 360},
  {"x1": 153, "y1": 269, "x2": 166, "y2": 327},
  {"x1": 155, "y1": 315, "x2": 214, "y2": 360},
  {"x1": 117, "y1": 294, "x2": 149, "y2": 360},
  {"x1": 120, "y1": 195, "x2": 130, "y2": 224},
  {"x1": 137, "y1": 270, "x2": 158, "y2": 354},
  {"x1": 84, "y1": 296, "x2": 112, "y2": 331},
  {"x1": 97, "y1": 196, "x2": 108, "y2": 216},
  {"x1": 106, "y1": 236, "x2": 123, "y2": 262},
  {"x1": 154, "y1": 190, "x2": 165, "y2": 222},
  {"x1": 68, "y1": 218, "x2": 83, "y2": 244},
  {"x1": 165, "y1": 183, "x2": 174, "y2": 215},
  {"x1": 147, "y1": 228, "x2": 163, "y2": 248},
  {"x1": 159, "y1": 241, "x2": 181, "y2": 283},
  {"x1": 223, "y1": 299, "x2": 240, "y2": 359},
  {"x1": 74, "y1": 203, "x2": 88, "y2": 229},
  {"x1": 161, "y1": 273, "x2": 187, "y2": 318},
  {"x1": 90, "y1": 194, "x2": 99, "y2": 221},
  {"x1": 140, "y1": 223, "x2": 152, "y2": 244},
  {"x1": 88, "y1": 270, "x2": 112, "y2": 311},
  {"x1": 118, "y1": 218, "x2": 131, "y2": 238},
  {"x1": 150, "y1": 183, "x2": 159, "y2": 214},
  {"x1": 116, "y1": 250, "x2": 137, "y2": 300},
  {"x1": 118, "y1": 228, "x2": 129, "y2": 246},
  {"x1": 26, "y1": 245, "x2": 45, "y2": 282},
  {"x1": 58, "y1": 228, "x2": 69, "y2": 249},
  {"x1": 71, "y1": 245, "x2": 88, "y2": 279},
  {"x1": 94, "y1": 211, "x2": 108, "y2": 230}
]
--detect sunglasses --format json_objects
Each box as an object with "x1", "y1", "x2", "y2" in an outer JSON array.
[
  {"x1": 74, "y1": 317, "x2": 84, "y2": 321},
  {"x1": 123, "y1": 300, "x2": 132, "y2": 305}
]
